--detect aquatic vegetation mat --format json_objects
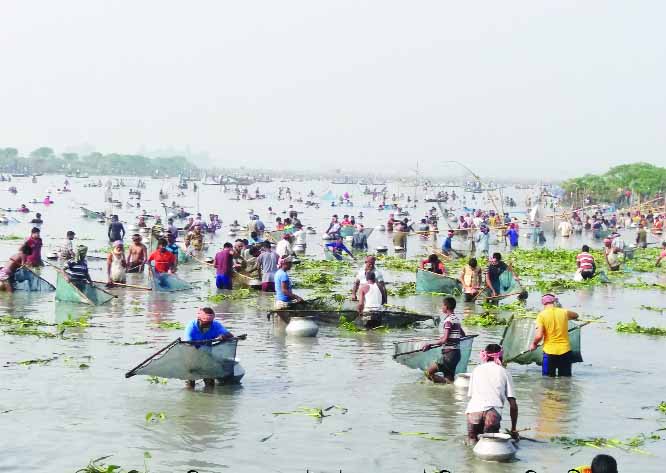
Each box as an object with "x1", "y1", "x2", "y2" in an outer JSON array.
[
  {"x1": 616, "y1": 320, "x2": 666, "y2": 336},
  {"x1": 551, "y1": 432, "x2": 662, "y2": 454},
  {"x1": 207, "y1": 288, "x2": 253, "y2": 302}
]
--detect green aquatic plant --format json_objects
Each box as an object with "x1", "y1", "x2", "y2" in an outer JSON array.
[
  {"x1": 155, "y1": 321, "x2": 184, "y2": 330},
  {"x1": 616, "y1": 320, "x2": 666, "y2": 336},
  {"x1": 640, "y1": 305, "x2": 666, "y2": 313},
  {"x1": 17, "y1": 356, "x2": 58, "y2": 366},
  {"x1": 657, "y1": 402, "x2": 666, "y2": 413},
  {"x1": 207, "y1": 288, "x2": 253, "y2": 302},
  {"x1": 338, "y1": 315, "x2": 361, "y2": 333},
  {"x1": 0, "y1": 234, "x2": 23, "y2": 240},
  {"x1": 463, "y1": 313, "x2": 508, "y2": 327},
  {"x1": 2, "y1": 326, "x2": 56, "y2": 338},
  {"x1": 75, "y1": 454, "x2": 150, "y2": 473},
  {"x1": 147, "y1": 376, "x2": 168, "y2": 385},
  {"x1": 0, "y1": 315, "x2": 52, "y2": 327},
  {"x1": 551, "y1": 432, "x2": 660, "y2": 454},
  {"x1": 296, "y1": 271, "x2": 336, "y2": 288},
  {"x1": 58, "y1": 314, "x2": 90, "y2": 330},
  {"x1": 145, "y1": 411, "x2": 166, "y2": 423},
  {"x1": 376, "y1": 256, "x2": 418, "y2": 272},
  {"x1": 272, "y1": 405, "x2": 347, "y2": 419},
  {"x1": 386, "y1": 282, "x2": 417, "y2": 297}
]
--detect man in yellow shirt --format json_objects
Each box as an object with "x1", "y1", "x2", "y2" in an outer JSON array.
[{"x1": 529, "y1": 293, "x2": 579, "y2": 377}]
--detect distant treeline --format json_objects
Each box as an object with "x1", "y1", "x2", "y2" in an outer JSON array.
[
  {"x1": 0, "y1": 147, "x2": 198, "y2": 177},
  {"x1": 561, "y1": 162, "x2": 666, "y2": 206}
]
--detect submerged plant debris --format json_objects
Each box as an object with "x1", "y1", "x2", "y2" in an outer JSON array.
[
  {"x1": 155, "y1": 321, "x2": 184, "y2": 330},
  {"x1": 551, "y1": 432, "x2": 661, "y2": 454},
  {"x1": 338, "y1": 315, "x2": 361, "y2": 333},
  {"x1": 272, "y1": 405, "x2": 347, "y2": 419},
  {"x1": 389, "y1": 431, "x2": 448, "y2": 441}
]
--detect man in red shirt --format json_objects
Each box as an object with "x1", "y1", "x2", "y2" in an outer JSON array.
[
  {"x1": 148, "y1": 238, "x2": 176, "y2": 275},
  {"x1": 575, "y1": 245, "x2": 596, "y2": 280}
]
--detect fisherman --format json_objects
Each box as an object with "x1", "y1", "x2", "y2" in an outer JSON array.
[
  {"x1": 604, "y1": 239, "x2": 621, "y2": 271},
  {"x1": 506, "y1": 224, "x2": 519, "y2": 249},
  {"x1": 351, "y1": 256, "x2": 386, "y2": 303},
  {"x1": 351, "y1": 224, "x2": 368, "y2": 250},
  {"x1": 184, "y1": 224, "x2": 204, "y2": 253},
  {"x1": 325, "y1": 215, "x2": 341, "y2": 238},
  {"x1": 465, "y1": 344, "x2": 519, "y2": 444},
  {"x1": 476, "y1": 226, "x2": 490, "y2": 256},
  {"x1": 137, "y1": 215, "x2": 147, "y2": 229},
  {"x1": 65, "y1": 245, "x2": 93, "y2": 290},
  {"x1": 325, "y1": 236, "x2": 354, "y2": 260},
  {"x1": 356, "y1": 271, "x2": 384, "y2": 314},
  {"x1": 59, "y1": 230, "x2": 76, "y2": 260},
  {"x1": 392, "y1": 220, "x2": 408, "y2": 251},
  {"x1": 421, "y1": 296, "x2": 465, "y2": 384},
  {"x1": 106, "y1": 241, "x2": 127, "y2": 285},
  {"x1": 274, "y1": 257, "x2": 304, "y2": 308},
  {"x1": 441, "y1": 229, "x2": 454, "y2": 256},
  {"x1": 257, "y1": 241, "x2": 279, "y2": 292},
  {"x1": 529, "y1": 293, "x2": 580, "y2": 377},
  {"x1": 147, "y1": 238, "x2": 176, "y2": 286},
  {"x1": 275, "y1": 233, "x2": 294, "y2": 259},
  {"x1": 420, "y1": 254, "x2": 445, "y2": 274},
  {"x1": 558, "y1": 219, "x2": 573, "y2": 237},
  {"x1": 386, "y1": 213, "x2": 396, "y2": 232},
  {"x1": 182, "y1": 307, "x2": 245, "y2": 388},
  {"x1": 214, "y1": 242, "x2": 236, "y2": 290},
  {"x1": 166, "y1": 218, "x2": 178, "y2": 241},
  {"x1": 576, "y1": 245, "x2": 596, "y2": 280},
  {"x1": 636, "y1": 223, "x2": 648, "y2": 249},
  {"x1": 656, "y1": 241, "x2": 666, "y2": 266},
  {"x1": 0, "y1": 244, "x2": 32, "y2": 292},
  {"x1": 18, "y1": 204, "x2": 29, "y2": 213},
  {"x1": 459, "y1": 257, "x2": 483, "y2": 302},
  {"x1": 165, "y1": 234, "x2": 180, "y2": 266},
  {"x1": 485, "y1": 252, "x2": 517, "y2": 300},
  {"x1": 108, "y1": 215, "x2": 126, "y2": 242},
  {"x1": 30, "y1": 212, "x2": 43, "y2": 224},
  {"x1": 127, "y1": 234, "x2": 147, "y2": 272},
  {"x1": 24, "y1": 227, "x2": 43, "y2": 267},
  {"x1": 292, "y1": 223, "x2": 307, "y2": 251}
]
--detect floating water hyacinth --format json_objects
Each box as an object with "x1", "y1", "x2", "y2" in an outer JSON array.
[
  {"x1": 616, "y1": 320, "x2": 666, "y2": 336},
  {"x1": 155, "y1": 321, "x2": 184, "y2": 330},
  {"x1": 145, "y1": 411, "x2": 166, "y2": 423},
  {"x1": 551, "y1": 432, "x2": 661, "y2": 454},
  {"x1": 207, "y1": 288, "x2": 253, "y2": 302}
]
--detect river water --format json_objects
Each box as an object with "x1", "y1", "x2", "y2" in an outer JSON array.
[{"x1": 1, "y1": 176, "x2": 665, "y2": 473}]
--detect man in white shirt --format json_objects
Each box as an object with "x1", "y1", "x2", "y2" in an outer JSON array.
[
  {"x1": 465, "y1": 344, "x2": 519, "y2": 444},
  {"x1": 292, "y1": 223, "x2": 307, "y2": 250},
  {"x1": 558, "y1": 219, "x2": 573, "y2": 237},
  {"x1": 351, "y1": 256, "x2": 386, "y2": 303},
  {"x1": 275, "y1": 234, "x2": 294, "y2": 258}
]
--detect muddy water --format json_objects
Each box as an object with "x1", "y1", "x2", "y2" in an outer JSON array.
[{"x1": 1, "y1": 176, "x2": 665, "y2": 472}]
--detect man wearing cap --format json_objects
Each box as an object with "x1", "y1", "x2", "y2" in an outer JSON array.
[
  {"x1": 351, "y1": 256, "x2": 386, "y2": 303},
  {"x1": 529, "y1": 294, "x2": 579, "y2": 377},
  {"x1": 24, "y1": 227, "x2": 43, "y2": 267},
  {"x1": 274, "y1": 258, "x2": 303, "y2": 309},
  {"x1": 127, "y1": 234, "x2": 147, "y2": 272},
  {"x1": 182, "y1": 307, "x2": 245, "y2": 388}
]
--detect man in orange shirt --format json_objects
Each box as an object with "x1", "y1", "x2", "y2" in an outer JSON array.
[
  {"x1": 148, "y1": 238, "x2": 176, "y2": 275},
  {"x1": 530, "y1": 294, "x2": 579, "y2": 377}
]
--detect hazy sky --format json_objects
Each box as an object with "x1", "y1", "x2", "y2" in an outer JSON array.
[{"x1": 2, "y1": 1, "x2": 664, "y2": 178}]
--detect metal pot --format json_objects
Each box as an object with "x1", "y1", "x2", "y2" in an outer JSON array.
[
  {"x1": 285, "y1": 317, "x2": 319, "y2": 337},
  {"x1": 472, "y1": 433, "x2": 517, "y2": 462}
]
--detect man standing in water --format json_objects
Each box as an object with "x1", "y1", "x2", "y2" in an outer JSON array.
[
  {"x1": 351, "y1": 256, "x2": 386, "y2": 303},
  {"x1": 274, "y1": 258, "x2": 304, "y2": 309},
  {"x1": 0, "y1": 244, "x2": 32, "y2": 292},
  {"x1": 257, "y1": 241, "x2": 279, "y2": 292},
  {"x1": 636, "y1": 223, "x2": 648, "y2": 249},
  {"x1": 465, "y1": 344, "x2": 518, "y2": 444},
  {"x1": 108, "y1": 215, "x2": 126, "y2": 242},
  {"x1": 127, "y1": 234, "x2": 147, "y2": 272},
  {"x1": 24, "y1": 227, "x2": 43, "y2": 267},
  {"x1": 214, "y1": 242, "x2": 236, "y2": 290},
  {"x1": 529, "y1": 294, "x2": 579, "y2": 377},
  {"x1": 422, "y1": 297, "x2": 465, "y2": 384},
  {"x1": 182, "y1": 307, "x2": 245, "y2": 389}
]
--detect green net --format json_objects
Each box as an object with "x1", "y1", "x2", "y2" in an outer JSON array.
[
  {"x1": 500, "y1": 317, "x2": 583, "y2": 365},
  {"x1": 415, "y1": 269, "x2": 462, "y2": 294},
  {"x1": 393, "y1": 335, "x2": 477, "y2": 375},
  {"x1": 340, "y1": 226, "x2": 355, "y2": 237},
  {"x1": 13, "y1": 267, "x2": 55, "y2": 292},
  {"x1": 55, "y1": 272, "x2": 114, "y2": 305},
  {"x1": 151, "y1": 273, "x2": 192, "y2": 292},
  {"x1": 126, "y1": 338, "x2": 240, "y2": 380}
]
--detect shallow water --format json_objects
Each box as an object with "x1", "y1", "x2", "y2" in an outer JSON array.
[{"x1": 1, "y1": 176, "x2": 665, "y2": 472}]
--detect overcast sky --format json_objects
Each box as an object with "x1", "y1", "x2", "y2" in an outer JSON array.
[{"x1": 1, "y1": 1, "x2": 664, "y2": 178}]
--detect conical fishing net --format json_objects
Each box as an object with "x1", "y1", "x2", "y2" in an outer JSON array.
[
  {"x1": 393, "y1": 335, "x2": 477, "y2": 375},
  {"x1": 500, "y1": 317, "x2": 583, "y2": 365},
  {"x1": 13, "y1": 267, "x2": 55, "y2": 292}
]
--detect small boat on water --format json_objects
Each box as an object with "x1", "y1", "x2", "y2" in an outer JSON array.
[
  {"x1": 415, "y1": 269, "x2": 462, "y2": 294},
  {"x1": 55, "y1": 273, "x2": 114, "y2": 305},
  {"x1": 268, "y1": 308, "x2": 437, "y2": 329},
  {"x1": 80, "y1": 207, "x2": 105, "y2": 219},
  {"x1": 125, "y1": 337, "x2": 245, "y2": 384}
]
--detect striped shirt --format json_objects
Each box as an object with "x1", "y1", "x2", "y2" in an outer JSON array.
[
  {"x1": 576, "y1": 252, "x2": 595, "y2": 272},
  {"x1": 442, "y1": 313, "x2": 463, "y2": 350}
]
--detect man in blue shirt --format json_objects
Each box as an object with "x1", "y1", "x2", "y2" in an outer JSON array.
[
  {"x1": 182, "y1": 307, "x2": 245, "y2": 388},
  {"x1": 325, "y1": 237, "x2": 354, "y2": 261},
  {"x1": 506, "y1": 225, "x2": 519, "y2": 249},
  {"x1": 441, "y1": 230, "x2": 454, "y2": 255},
  {"x1": 274, "y1": 258, "x2": 304, "y2": 309}
]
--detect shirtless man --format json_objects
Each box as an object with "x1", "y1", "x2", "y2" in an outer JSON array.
[
  {"x1": 127, "y1": 234, "x2": 148, "y2": 272},
  {"x1": 0, "y1": 244, "x2": 32, "y2": 292}
]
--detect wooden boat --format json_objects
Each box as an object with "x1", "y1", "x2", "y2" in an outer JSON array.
[
  {"x1": 415, "y1": 269, "x2": 462, "y2": 294},
  {"x1": 55, "y1": 272, "x2": 114, "y2": 305},
  {"x1": 268, "y1": 308, "x2": 437, "y2": 329},
  {"x1": 80, "y1": 207, "x2": 105, "y2": 219}
]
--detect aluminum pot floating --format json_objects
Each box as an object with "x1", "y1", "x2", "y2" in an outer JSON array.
[
  {"x1": 285, "y1": 317, "x2": 319, "y2": 337},
  {"x1": 472, "y1": 433, "x2": 517, "y2": 462}
]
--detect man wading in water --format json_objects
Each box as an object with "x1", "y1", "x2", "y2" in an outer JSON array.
[
  {"x1": 530, "y1": 294, "x2": 579, "y2": 377},
  {"x1": 422, "y1": 296, "x2": 465, "y2": 383},
  {"x1": 127, "y1": 234, "x2": 147, "y2": 272}
]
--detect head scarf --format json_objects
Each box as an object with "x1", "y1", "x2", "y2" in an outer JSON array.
[
  {"x1": 541, "y1": 293, "x2": 557, "y2": 305},
  {"x1": 480, "y1": 348, "x2": 504, "y2": 365}
]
